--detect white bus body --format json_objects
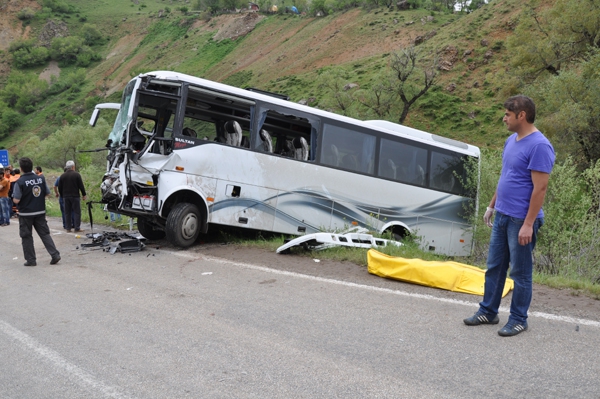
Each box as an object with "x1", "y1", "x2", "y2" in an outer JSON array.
[{"x1": 90, "y1": 71, "x2": 480, "y2": 256}]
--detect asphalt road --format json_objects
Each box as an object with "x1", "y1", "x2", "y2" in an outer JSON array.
[{"x1": 1, "y1": 217, "x2": 599, "y2": 398}]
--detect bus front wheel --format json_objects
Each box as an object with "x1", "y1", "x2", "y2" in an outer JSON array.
[
  {"x1": 137, "y1": 217, "x2": 166, "y2": 240},
  {"x1": 166, "y1": 202, "x2": 201, "y2": 248}
]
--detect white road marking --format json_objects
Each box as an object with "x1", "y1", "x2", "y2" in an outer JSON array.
[
  {"x1": 168, "y1": 250, "x2": 600, "y2": 328},
  {"x1": 0, "y1": 320, "x2": 133, "y2": 399}
]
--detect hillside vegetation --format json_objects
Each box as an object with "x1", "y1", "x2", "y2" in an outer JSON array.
[
  {"x1": 2, "y1": 0, "x2": 600, "y2": 295},
  {"x1": 1, "y1": 0, "x2": 530, "y2": 148}
]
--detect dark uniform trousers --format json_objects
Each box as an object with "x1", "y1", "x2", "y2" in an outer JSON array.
[{"x1": 19, "y1": 215, "x2": 60, "y2": 263}]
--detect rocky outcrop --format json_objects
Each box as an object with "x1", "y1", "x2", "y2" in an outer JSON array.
[
  {"x1": 414, "y1": 30, "x2": 436, "y2": 45},
  {"x1": 38, "y1": 20, "x2": 69, "y2": 47},
  {"x1": 397, "y1": 1, "x2": 409, "y2": 10},
  {"x1": 438, "y1": 45, "x2": 458, "y2": 71}
]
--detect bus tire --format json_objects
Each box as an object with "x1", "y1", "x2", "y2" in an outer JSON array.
[
  {"x1": 166, "y1": 202, "x2": 201, "y2": 248},
  {"x1": 387, "y1": 226, "x2": 409, "y2": 242},
  {"x1": 137, "y1": 217, "x2": 166, "y2": 240}
]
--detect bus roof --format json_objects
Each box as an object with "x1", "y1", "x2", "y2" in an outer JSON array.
[{"x1": 138, "y1": 71, "x2": 480, "y2": 157}]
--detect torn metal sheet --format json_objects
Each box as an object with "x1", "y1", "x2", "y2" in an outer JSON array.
[{"x1": 276, "y1": 227, "x2": 401, "y2": 254}]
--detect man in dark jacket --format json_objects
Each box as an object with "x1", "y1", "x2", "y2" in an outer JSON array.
[
  {"x1": 58, "y1": 160, "x2": 87, "y2": 232},
  {"x1": 12, "y1": 157, "x2": 60, "y2": 266}
]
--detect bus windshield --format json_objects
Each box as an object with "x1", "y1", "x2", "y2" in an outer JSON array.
[{"x1": 108, "y1": 79, "x2": 136, "y2": 147}]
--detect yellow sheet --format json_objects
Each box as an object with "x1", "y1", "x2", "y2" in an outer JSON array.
[{"x1": 367, "y1": 249, "x2": 513, "y2": 297}]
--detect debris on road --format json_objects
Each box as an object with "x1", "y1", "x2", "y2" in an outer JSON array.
[{"x1": 79, "y1": 231, "x2": 146, "y2": 254}]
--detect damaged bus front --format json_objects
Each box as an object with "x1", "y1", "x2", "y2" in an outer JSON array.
[{"x1": 90, "y1": 74, "x2": 208, "y2": 246}]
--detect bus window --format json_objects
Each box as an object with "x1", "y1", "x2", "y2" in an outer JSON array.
[
  {"x1": 258, "y1": 109, "x2": 313, "y2": 161},
  {"x1": 429, "y1": 150, "x2": 466, "y2": 195},
  {"x1": 321, "y1": 123, "x2": 375, "y2": 174},
  {"x1": 181, "y1": 116, "x2": 215, "y2": 140},
  {"x1": 134, "y1": 93, "x2": 178, "y2": 154},
  {"x1": 185, "y1": 85, "x2": 254, "y2": 145},
  {"x1": 378, "y1": 138, "x2": 428, "y2": 186}
]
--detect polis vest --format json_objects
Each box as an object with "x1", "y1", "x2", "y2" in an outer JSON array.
[{"x1": 16, "y1": 172, "x2": 47, "y2": 216}]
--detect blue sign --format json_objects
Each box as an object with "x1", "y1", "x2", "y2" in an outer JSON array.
[{"x1": 0, "y1": 149, "x2": 8, "y2": 168}]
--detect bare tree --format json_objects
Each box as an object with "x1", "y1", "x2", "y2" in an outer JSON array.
[
  {"x1": 390, "y1": 45, "x2": 439, "y2": 124},
  {"x1": 317, "y1": 70, "x2": 356, "y2": 116},
  {"x1": 356, "y1": 78, "x2": 396, "y2": 118}
]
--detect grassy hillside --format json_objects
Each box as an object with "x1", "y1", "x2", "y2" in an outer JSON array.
[{"x1": 0, "y1": 0, "x2": 542, "y2": 152}]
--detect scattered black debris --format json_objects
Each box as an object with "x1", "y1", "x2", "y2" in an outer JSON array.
[
  {"x1": 119, "y1": 239, "x2": 146, "y2": 253},
  {"x1": 79, "y1": 231, "x2": 146, "y2": 254}
]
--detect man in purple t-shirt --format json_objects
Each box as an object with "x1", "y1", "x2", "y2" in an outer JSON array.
[{"x1": 464, "y1": 95, "x2": 555, "y2": 337}]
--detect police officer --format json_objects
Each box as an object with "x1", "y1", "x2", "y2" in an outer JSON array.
[{"x1": 12, "y1": 157, "x2": 61, "y2": 266}]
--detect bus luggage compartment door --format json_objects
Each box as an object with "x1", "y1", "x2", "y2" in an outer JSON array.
[{"x1": 212, "y1": 180, "x2": 277, "y2": 231}]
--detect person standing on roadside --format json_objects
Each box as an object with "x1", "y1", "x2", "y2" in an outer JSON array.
[
  {"x1": 8, "y1": 167, "x2": 20, "y2": 218},
  {"x1": 463, "y1": 95, "x2": 555, "y2": 337},
  {"x1": 58, "y1": 160, "x2": 87, "y2": 233},
  {"x1": 0, "y1": 167, "x2": 11, "y2": 226},
  {"x1": 53, "y1": 167, "x2": 75, "y2": 229},
  {"x1": 12, "y1": 157, "x2": 60, "y2": 266}
]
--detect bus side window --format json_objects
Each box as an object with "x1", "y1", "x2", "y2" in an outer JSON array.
[
  {"x1": 381, "y1": 159, "x2": 397, "y2": 180},
  {"x1": 258, "y1": 109, "x2": 314, "y2": 161},
  {"x1": 341, "y1": 153, "x2": 358, "y2": 171},
  {"x1": 430, "y1": 151, "x2": 464, "y2": 194},
  {"x1": 379, "y1": 138, "x2": 427, "y2": 186},
  {"x1": 321, "y1": 123, "x2": 375, "y2": 174}
]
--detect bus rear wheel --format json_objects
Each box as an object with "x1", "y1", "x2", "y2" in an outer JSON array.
[
  {"x1": 388, "y1": 226, "x2": 410, "y2": 242},
  {"x1": 137, "y1": 217, "x2": 166, "y2": 240},
  {"x1": 166, "y1": 202, "x2": 201, "y2": 248}
]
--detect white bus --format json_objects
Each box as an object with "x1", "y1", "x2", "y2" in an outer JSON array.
[{"x1": 90, "y1": 71, "x2": 480, "y2": 256}]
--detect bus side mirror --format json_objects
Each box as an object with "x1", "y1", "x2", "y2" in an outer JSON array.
[{"x1": 89, "y1": 109, "x2": 100, "y2": 127}]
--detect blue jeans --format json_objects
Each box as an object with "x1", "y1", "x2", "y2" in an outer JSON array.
[
  {"x1": 479, "y1": 212, "x2": 543, "y2": 325},
  {"x1": 0, "y1": 197, "x2": 11, "y2": 225}
]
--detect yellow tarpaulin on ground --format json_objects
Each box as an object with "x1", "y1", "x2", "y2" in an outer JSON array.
[{"x1": 367, "y1": 249, "x2": 513, "y2": 297}]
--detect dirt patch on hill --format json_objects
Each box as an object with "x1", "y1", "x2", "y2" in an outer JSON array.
[
  {"x1": 214, "y1": 12, "x2": 265, "y2": 41},
  {"x1": 208, "y1": 9, "x2": 428, "y2": 85},
  {"x1": 0, "y1": 0, "x2": 39, "y2": 50},
  {"x1": 97, "y1": 33, "x2": 146, "y2": 96},
  {"x1": 39, "y1": 60, "x2": 60, "y2": 83}
]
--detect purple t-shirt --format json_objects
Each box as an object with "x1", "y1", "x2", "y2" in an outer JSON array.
[{"x1": 495, "y1": 131, "x2": 555, "y2": 219}]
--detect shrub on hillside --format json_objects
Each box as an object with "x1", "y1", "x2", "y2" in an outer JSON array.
[
  {"x1": 8, "y1": 39, "x2": 36, "y2": 53},
  {"x1": 0, "y1": 72, "x2": 49, "y2": 112},
  {"x1": 311, "y1": 0, "x2": 328, "y2": 15},
  {"x1": 16, "y1": 79, "x2": 50, "y2": 114},
  {"x1": 49, "y1": 36, "x2": 96, "y2": 66},
  {"x1": 17, "y1": 8, "x2": 36, "y2": 20},
  {"x1": 48, "y1": 69, "x2": 87, "y2": 95},
  {"x1": 43, "y1": 0, "x2": 76, "y2": 14},
  {"x1": 12, "y1": 46, "x2": 50, "y2": 68},
  {"x1": 0, "y1": 106, "x2": 23, "y2": 139},
  {"x1": 16, "y1": 119, "x2": 109, "y2": 170},
  {"x1": 81, "y1": 24, "x2": 105, "y2": 46}
]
